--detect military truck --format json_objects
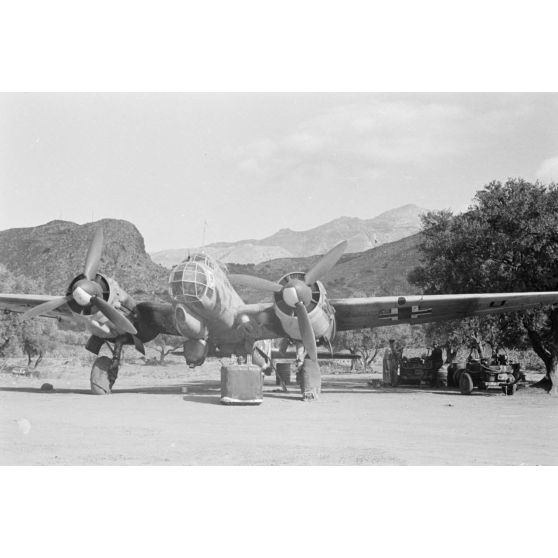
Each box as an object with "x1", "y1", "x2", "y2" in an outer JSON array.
[
  {"x1": 399, "y1": 347, "x2": 445, "y2": 387},
  {"x1": 448, "y1": 354, "x2": 523, "y2": 395}
]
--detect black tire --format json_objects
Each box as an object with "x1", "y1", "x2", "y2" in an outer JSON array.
[
  {"x1": 90, "y1": 356, "x2": 112, "y2": 395},
  {"x1": 448, "y1": 363, "x2": 466, "y2": 387},
  {"x1": 447, "y1": 364, "x2": 455, "y2": 386},
  {"x1": 275, "y1": 362, "x2": 291, "y2": 386},
  {"x1": 459, "y1": 372, "x2": 474, "y2": 395},
  {"x1": 435, "y1": 367, "x2": 448, "y2": 388}
]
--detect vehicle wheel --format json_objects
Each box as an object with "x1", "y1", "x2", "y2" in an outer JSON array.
[
  {"x1": 90, "y1": 356, "x2": 112, "y2": 395},
  {"x1": 459, "y1": 372, "x2": 474, "y2": 395},
  {"x1": 447, "y1": 364, "x2": 455, "y2": 386},
  {"x1": 506, "y1": 383, "x2": 517, "y2": 396},
  {"x1": 435, "y1": 367, "x2": 448, "y2": 388}
]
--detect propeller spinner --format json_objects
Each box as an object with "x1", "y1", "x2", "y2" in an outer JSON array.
[{"x1": 21, "y1": 228, "x2": 137, "y2": 335}]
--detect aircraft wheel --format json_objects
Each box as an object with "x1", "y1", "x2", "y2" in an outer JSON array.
[
  {"x1": 90, "y1": 356, "x2": 113, "y2": 395},
  {"x1": 459, "y1": 372, "x2": 474, "y2": 395}
]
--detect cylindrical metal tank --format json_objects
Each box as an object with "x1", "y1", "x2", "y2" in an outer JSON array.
[{"x1": 220, "y1": 364, "x2": 263, "y2": 405}]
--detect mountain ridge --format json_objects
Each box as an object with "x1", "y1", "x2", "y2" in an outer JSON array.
[
  {"x1": 0, "y1": 218, "x2": 168, "y2": 297},
  {"x1": 0, "y1": 218, "x2": 423, "y2": 303},
  {"x1": 151, "y1": 203, "x2": 428, "y2": 267}
]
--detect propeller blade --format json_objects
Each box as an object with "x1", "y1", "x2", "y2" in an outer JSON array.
[
  {"x1": 22, "y1": 295, "x2": 72, "y2": 320},
  {"x1": 304, "y1": 240, "x2": 348, "y2": 285},
  {"x1": 91, "y1": 296, "x2": 137, "y2": 335},
  {"x1": 255, "y1": 346, "x2": 271, "y2": 364},
  {"x1": 228, "y1": 274, "x2": 283, "y2": 293},
  {"x1": 84, "y1": 227, "x2": 104, "y2": 280},
  {"x1": 294, "y1": 302, "x2": 318, "y2": 362}
]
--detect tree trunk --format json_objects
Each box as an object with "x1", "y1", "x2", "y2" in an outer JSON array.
[
  {"x1": 33, "y1": 352, "x2": 43, "y2": 369},
  {"x1": 350, "y1": 350, "x2": 358, "y2": 371},
  {"x1": 523, "y1": 311, "x2": 557, "y2": 394},
  {"x1": 547, "y1": 356, "x2": 558, "y2": 396},
  {"x1": 0, "y1": 337, "x2": 11, "y2": 357}
]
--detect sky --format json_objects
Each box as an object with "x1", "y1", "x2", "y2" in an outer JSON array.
[{"x1": 1, "y1": 92, "x2": 558, "y2": 252}]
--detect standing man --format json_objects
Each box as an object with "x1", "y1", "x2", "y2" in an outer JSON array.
[
  {"x1": 430, "y1": 342, "x2": 444, "y2": 386},
  {"x1": 383, "y1": 339, "x2": 400, "y2": 387}
]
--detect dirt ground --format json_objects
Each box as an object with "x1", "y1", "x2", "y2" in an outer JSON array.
[{"x1": 1, "y1": 358, "x2": 557, "y2": 465}]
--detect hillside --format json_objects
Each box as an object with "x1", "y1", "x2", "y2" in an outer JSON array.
[
  {"x1": 151, "y1": 203, "x2": 427, "y2": 267},
  {"x1": 0, "y1": 219, "x2": 423, "y2": 304},
  {"x1": 0, "y1": 219, "x2": 168, "y2": 297},
  {"x1": 228, "y1": 233, "x2": 424, "y2": 303}
]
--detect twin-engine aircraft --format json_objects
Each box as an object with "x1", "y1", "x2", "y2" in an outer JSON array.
[{"x1": 2, "y1": 227, "x2": 558, "y2": 399}]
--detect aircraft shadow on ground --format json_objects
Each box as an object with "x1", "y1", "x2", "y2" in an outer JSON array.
[
  {"x1": 0, "y1": 380, "x2": 222, "y2": 398},
  {"x1": 0, "y1": 386, "x2": 94, "y2": 395},
  {"x1": 0, "y1": 379, "x2": 498, "y2": 398}
]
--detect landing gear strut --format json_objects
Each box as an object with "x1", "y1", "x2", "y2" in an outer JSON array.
[{"x1": 89, "y1": 336, "x2": 125, "y2": 395}]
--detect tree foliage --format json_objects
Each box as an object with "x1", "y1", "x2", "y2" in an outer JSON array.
[
  {"x1": 147, "y1": 334, "x2": 184, "y2": 364},
  {"x1": 334, "y1": 325, "x2": 425, "y2": 371},
  {"x1": 409, "y1": 179, "x2": 558, "y2": 391},
  {"x1": 409, "y1": 181, "x2": 558, "y2": 294},
  {"x1": 0, "y1": 265, "x2": 59, "y2": 366}
]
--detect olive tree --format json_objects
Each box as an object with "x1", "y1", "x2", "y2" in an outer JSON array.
[{"x1": 409, "y1": 179, "x2": 558, "y2": 394}]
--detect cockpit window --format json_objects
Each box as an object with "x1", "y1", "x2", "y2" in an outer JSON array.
[
  {"x1": 191, "y1": 253, "x2": 215, "y2": 269},
  {"x1": 168, "y1": 260, "x2": 214, "y2": 302}
]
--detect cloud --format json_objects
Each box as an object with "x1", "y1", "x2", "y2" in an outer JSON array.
[
  {"x1": 536, "y1": 156, "x2": 558, "y2": 182},
  {"x1": 222, "y1": 95, "x2": 550, "y2": 225},
  {"x1": 228, "y1": 98, "x2": 475, "y2": 181}
]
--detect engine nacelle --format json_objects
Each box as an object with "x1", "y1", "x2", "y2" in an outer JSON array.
[
  {"x1": 273, "y1": 274, "x2": 336, "y2": 343},
  {"x1": 65, "y1": 273, "x2": 133, "y2": 315},
  {"x1": 174, "y1": 303, "x2": 207, "y2": 339},
  {"x1": 183, "y1": 338, "x2": 208, "y2": 367}
]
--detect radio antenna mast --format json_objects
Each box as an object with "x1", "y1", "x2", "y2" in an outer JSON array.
[{"x1": 201, "y1": 219, "x2": 207, "y2": 250}]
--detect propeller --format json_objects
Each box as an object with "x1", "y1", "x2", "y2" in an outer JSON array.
[
  {"x1": 229, "y1": 240, "x2": 347, "y2": 361},
  {"x1": 84, "y1": 227, "x2": 104, "y2": 280},
  {"x1": 89, "y1": 295, "x2": 137, "y2": 335},
  {"x1": 21, "y1": 295, "x2": 73, "y2": 320},
  {"x1": 228, "y1": 274, "x2": 282, "y2": 293},
  {"x1": 21, "y1": 228, "x2": 137, "y2": 335},
  {"x1": 294, "y1": 302, "x2": 317, "y2": 361},
  {"x1": 305, "y1": 240, "x2": 347, "y2": 285}
]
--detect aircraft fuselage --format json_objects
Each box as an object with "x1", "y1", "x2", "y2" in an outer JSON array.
[{"x1": 168, "y1": 253, "x2": 244, "y2": 337}]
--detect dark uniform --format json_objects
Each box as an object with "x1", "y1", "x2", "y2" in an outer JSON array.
[{"x1": 431, "y1": 344, "x2": 444, "y2": 386}]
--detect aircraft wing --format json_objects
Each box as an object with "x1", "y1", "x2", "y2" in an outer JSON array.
[
  {"x1": 0, "y1": 293, "x2": 72, "y2": 319},
  {"x1": 271, "y1": 350, "x2": 359, "y2": 360},
  {"x1": 331, "y1": 291, "x2": 558, "y2": 331}
]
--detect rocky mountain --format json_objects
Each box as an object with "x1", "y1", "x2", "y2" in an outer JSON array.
[
  {"x1": 0, "y1": 218, "x2": 424, "y2": 305},
  {"x1": 0, "y1": 219, "x2": 169, "y2": 297},
  {"x1": 151, "y1": 203, "x2": 428, "y2": 267},
  {"x1": 228, "y1": 233, "x2": 424, "y2": 304}
]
